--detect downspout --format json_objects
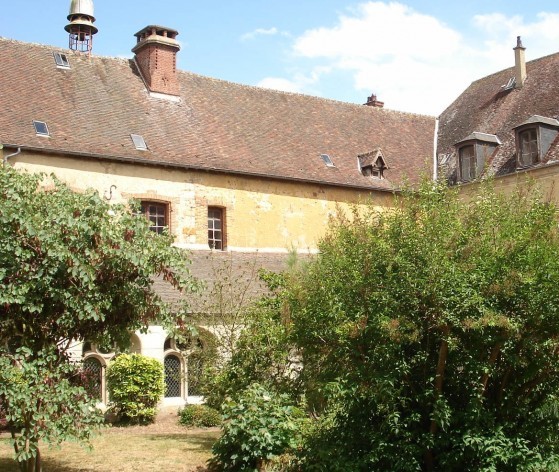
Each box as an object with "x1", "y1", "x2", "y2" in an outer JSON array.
[
  {"x1": 433, "y1": 118, "x2": 440, "y2": 181},
  {"x1": 3, "y1": 146, "x2": 21, "y2": 167}
]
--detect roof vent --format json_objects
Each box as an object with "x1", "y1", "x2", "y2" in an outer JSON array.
[
  {"x1": 65, "y1": 0, "x2": 98, "y2": 55},
  {"x1": 130, "y1": 134, "x2": 148, "y2": 150}
]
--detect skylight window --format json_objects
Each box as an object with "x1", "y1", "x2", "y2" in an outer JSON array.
[
  {"x1": 33, "y1": 120, "x2": 50, "y2": 137},
  {"x1": 130, "y1": 134, "x2": 148, "y2": 151},
  {"x1": 53, "y1": 52, "x2": 70, "y2": 68},
  {"x1": 320, "y1": 154, "x2": 335, "y2": 167},
  {"x1": 501, "y1": 77, "x2": 515, "y2": 91}
]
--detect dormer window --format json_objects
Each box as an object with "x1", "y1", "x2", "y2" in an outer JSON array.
[
  {"x1": 454, "y1": 132, "x2": 500, "y2": 183},
  {"x1": 518, "y1": 129, "x2": 538, "y2": 166},
  {"x1": 458, "y1": 145, "x2": 476, "y2": 182},
  {"x1": 514, "y1": 116, "x2": 559, "y2": 169},
  {"x1": 358, "y1": 148, "x2": 387, "y2": 179}
]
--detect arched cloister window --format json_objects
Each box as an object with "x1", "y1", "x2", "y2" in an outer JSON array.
[
  {"x1": 83, "y1": 356, "x2": 103, "y2": 401},
  {"x1": 164, "y1": 354, "x2": 183, "y2": 398}
]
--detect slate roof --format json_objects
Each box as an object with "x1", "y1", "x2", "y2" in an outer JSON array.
[
  {"x1": 0, "y1": 37, "x2": 435, "y2": 191},
  {"x1": 438, "y1": 51, "x2": 559, "y2": 182},
  {"x1": 153, "y1": 250, "x2": 308, "y2": 312}
]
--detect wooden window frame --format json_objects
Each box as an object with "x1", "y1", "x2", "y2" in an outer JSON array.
[
  {"x1": 458, "y1": 144, "x2": 476, "y2": 182},
  {"x1": 517, "y1": 127, "x2": 540, "y2": 167},
  {"x1": 208, "y1": 206, "x2": 226, "y2": 251},
  {"x1": 140, "y1": 200, "x2": 170, "y2": 234}
]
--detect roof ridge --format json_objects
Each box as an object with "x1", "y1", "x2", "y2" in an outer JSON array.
[
  {"x1": 177, "y1": 69, "x2": 435, "y2": 119},
  {"x1": 0, "y1": 36, "x2": 434, "y2": 120},
  {"x1": 0, "y1": 36, "x2": 132, "y2": 65},
  {"x1": 469, "y1": 50, "x2": 559, "y2": 86}
]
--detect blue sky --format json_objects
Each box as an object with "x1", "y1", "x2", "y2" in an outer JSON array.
[{"x1": 3, "y1": 1, "x2": 559, "y2": 115}]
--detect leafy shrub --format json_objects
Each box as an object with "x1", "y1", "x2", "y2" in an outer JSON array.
[
  {"x1": 208, "y1": 383, "x2": 305, "y2": 471},
  {"x1": 179, "y1": 404, "x2": 221, "y2": 428},
  {"x1": 106, "y1": 354, "x2": 164, "y2": 424}
]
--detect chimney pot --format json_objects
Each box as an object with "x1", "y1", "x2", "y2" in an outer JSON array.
[
  {"x1": 132, "y1": 25, "x2": 181, "y2": 97},
  {"x1": 364, "y1": 93, "x2": 384, "y2": 108}
]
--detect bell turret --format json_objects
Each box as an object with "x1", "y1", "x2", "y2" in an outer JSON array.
[{"x1": 65, "y1": 0, "x2": 98, "y2": 54}]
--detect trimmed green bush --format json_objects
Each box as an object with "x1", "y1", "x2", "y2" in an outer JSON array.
[
  {"x1": 106, "y1": 354, "x2": 164, "y2": 424},
  {"x1": 179, "y1": 404, "x2": 221, "y2": 428},
  {"x1": 208, "y1": 383, "x2": 305, "y2": 471}
]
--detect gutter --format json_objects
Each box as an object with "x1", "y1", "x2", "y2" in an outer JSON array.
[{"x1": 2, "y1": 144, "x2": 399, "y2": 194}]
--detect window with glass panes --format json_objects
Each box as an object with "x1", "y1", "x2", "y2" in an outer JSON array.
[
  {"x1": 208, "y1": 207, "x2": 224, "y2": 250},
  {"x1": 459, "y1": 145, "x2": 476, "y2": 182},
  {"x1": 140, "y1": 201, "x2": 168, "y2": 234},
  {"x1": 519, "y1": 129, "x2": 539, "y2": 166}
]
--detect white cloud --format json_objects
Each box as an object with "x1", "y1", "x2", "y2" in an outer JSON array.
[
  {"x1": 241, "y1": 27, "x2": 281, "y2": 41},
  {"x1": 269, "y1": 2, "x2": 559, "y2": 115}
]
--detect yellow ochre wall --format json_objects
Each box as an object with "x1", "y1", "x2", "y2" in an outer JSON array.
[
  {"x1": 458, "y1": 163, "x2": 559, "y2": 202},
  {"x1": 8, "y1": 151, "x2": 392, "y2": 252}
]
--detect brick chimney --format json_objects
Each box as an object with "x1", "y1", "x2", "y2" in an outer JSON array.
[
  {"x1": 514, "y1": 36, "x2": 526, "y2": 89},
  {"x1": 364, "y1": 93, "x2": 384, "y2": 108},
  {"x1": 132, "y1": 26, "x2": 180, "y2": 97}
]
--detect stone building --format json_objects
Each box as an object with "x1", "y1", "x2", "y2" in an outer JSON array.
[
  {"x1": 0, "y1": 1, "x2": 434, "y2": 405},
  {"x1": 4, "y1": 2, "x2": 559, "y2": 406}
]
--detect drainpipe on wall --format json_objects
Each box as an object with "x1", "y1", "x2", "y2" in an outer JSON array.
[
  {"x1": 433, "y1": 118, "x2": 439, "y2": 181},
  {"x1": 2, "y1": 146, "x2": 21, "y2": 167}
]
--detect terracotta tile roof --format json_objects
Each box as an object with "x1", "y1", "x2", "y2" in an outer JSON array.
[
  {"x1": 0, "y1": 37, "x2": 435, "y2": 191},
  {"x1": 438, "y1": 51, "x2": 559, "y2": 182}
]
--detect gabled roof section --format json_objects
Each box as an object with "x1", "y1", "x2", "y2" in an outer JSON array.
[
  {"x1": 358, "y1": 148, "x2": 388, "y2": 169},
  {"x1": 438, "y1": 50, "x2": 559, "y2": 181},
  {"x1": 0, "y1": 37, "x2": 435, "y2": 191},
  {"x1": 455, "y1": 132, "x2": 501, "y2": 146},
  {"x1": 513, "y1": 115, "x2": 559, "y2": 129}
]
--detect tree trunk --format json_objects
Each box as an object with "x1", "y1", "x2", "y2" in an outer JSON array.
[
  {"x1": 425, "y1": 325, "x2": 450, "y2": 472},
  {"x1": 480, "y1": 344, "x2": 501, "y2": 398}
]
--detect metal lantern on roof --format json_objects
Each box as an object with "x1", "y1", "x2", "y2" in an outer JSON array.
[{"x1": 65, "y1": 0, "x2": 98, "y2": 54}]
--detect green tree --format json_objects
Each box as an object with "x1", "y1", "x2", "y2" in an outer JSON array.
[
  {"x1": 290, "y1": 181, "x2": 559, "y2": 471},
  {"x1": 0, "y1": 167, "x2": 195, "y2": 471}
]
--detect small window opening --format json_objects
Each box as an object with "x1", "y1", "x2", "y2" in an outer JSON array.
[
  {"x1": 53, "y1": 52, "x2": 70, "y2": 68},
  {"x1": 208, "y1": 207, "x2": 225, "y2": 250},
  {"x1": 140, "y1": 201, "x2": 168, "y2": 234},
  {"x1": 519, "y1": 129, "x2": 539, "y2": 166},
  {"x1": 33, "y1": 120, "x2": 49, "y2": 137},
  {"x1": 320, "y1": 154, "x2": 335, "y2": 167},
  {"x1": 131, "y1": 134, "x2": 148, "y2": 151},
  {"x1": 459, "y1": 145, "x2": 476, "y2": 182}
]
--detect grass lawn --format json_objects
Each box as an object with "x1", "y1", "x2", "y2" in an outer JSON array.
[{"x1": 0, "y1": 409, "x2": 220, "y2": 472}]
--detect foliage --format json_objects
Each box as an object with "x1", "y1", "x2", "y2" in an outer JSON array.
[
  {"x1": 179, "y1": 404, "x2": 221, "y2": 428},
  {"x1": 202, "y1": 271, "x2": 300, "y2": 411},
  {"x1": 289, "y1": 180, "x2": 559, "y2": 470},
  {"x1": 106, "y1": 354, "x2": 164, "y2": 424},
  {"x1": 0, "y1": 166, "x2": 195, "y2": 467},
  {"x1": 0, "y1": 166, "x2": 195, "y2": 354},
  {"x1": 208, "y1": 383, "x2": 305, "y2": 472},
  {"x1": 0, "y1": 348, "x2": 104, "y2": 472}
]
